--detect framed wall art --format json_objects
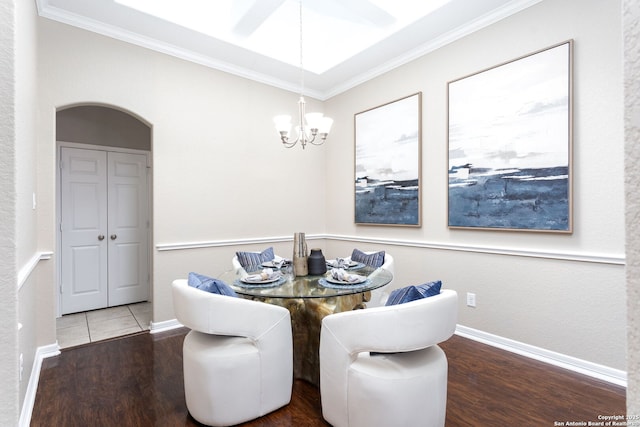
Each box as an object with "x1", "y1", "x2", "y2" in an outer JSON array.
[
  {"x1": 355, "y1": 92, "x2": 422, "y2": 226},
  {"x1": 447, "y1": 40, "x2": 573, "y2": 233}
]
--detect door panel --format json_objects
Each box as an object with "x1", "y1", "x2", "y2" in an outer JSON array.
[
  {"x1": 107, "y1": 152, "x2": 149, "y2": 306},
  {"x1": 60, "y1": 148, "x2": 108, "y2": 314},
  {"x1": 60, "y1": 147, "x2": 150, "y2": 314},
  {"x1": 69, "y1": 246, "x2": 102, "y2": 294}
]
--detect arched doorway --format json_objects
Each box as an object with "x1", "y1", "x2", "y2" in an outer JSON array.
[{"x1": 55, "y1": 104, "x2": 153, "y2": 347}]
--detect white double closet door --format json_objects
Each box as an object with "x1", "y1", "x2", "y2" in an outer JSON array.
[{"x1": 60, "y1": 147, "x2": 150, "y2": 315}]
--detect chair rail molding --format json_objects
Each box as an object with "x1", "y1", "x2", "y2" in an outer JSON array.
[
  {"x1": 155, "y1": 234, "x2": 624, "y2": 266},
  {"x1": 18, "y1": 251, "x2": 53, "y2": 290},
  {"x1": 155, "y1": 234, "x2": 324, "y2": 252}
]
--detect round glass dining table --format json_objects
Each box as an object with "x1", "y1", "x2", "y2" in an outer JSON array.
[{"x1": 217, "y1": 264, "x2": 394, "y2": 385}]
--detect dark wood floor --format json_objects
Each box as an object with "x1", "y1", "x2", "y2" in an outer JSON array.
[{"x1": 31, "y1": 328, "x2": 625, "y2": 426}]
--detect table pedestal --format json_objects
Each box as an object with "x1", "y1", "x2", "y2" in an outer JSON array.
[
  {"x1": 248, "y1": 293, "x2": 367, "y2": 385},
  {"x1": 222, "y1": 266, "x2": 392, "y2": 387}
]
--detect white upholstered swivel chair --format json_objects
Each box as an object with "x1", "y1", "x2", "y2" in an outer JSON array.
[
  {"x1": 172, "y1": 279, "x2": 293, "y2": 426},
  {"x1": 231, "y1": 255, "x2": 245, "y2": 272},
  {"x1": 320, "y1": 289, "x2": 458, "y2": 427}
]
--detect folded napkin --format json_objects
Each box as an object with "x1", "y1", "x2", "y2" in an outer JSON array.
[
  {"x1": 244, "y1": 268, "x2": 281, "y2": 282},
  {"x1": 330, "y1": 268, "x2": 364, "y2": 283},
  {"x1": 328, "y1": 257, "x2": 351, "y2": 268},
  {"x1": 268, "y1": 256, "x2": 290, "y2": 268}
]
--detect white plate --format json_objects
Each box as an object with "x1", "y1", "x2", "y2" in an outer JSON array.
[
  {"x1": 325, "y1": 275, "x2": 366, "y2": 285},
  {"x1": 241, "y1": 275, "x2": 281, "y2": 284},
  {"x1": 261, "y1": 260, "x2": 286, "y2": 268},
  {"x1": 326, "y1": 259, "x2": 358, "y2": 268}
]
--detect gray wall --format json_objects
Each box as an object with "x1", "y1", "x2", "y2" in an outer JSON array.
[
  {"x1": 624, "y1": 0, "x2": 640, "y2": 416},
  {"x1": 324, "y1": 0, "x2": 626, "y2": 371},
  {"x1": 0, "y1": 1, "x2": 19, "y2": 424}
]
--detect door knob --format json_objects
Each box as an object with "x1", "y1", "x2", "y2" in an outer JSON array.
[
  {"x1": 98, "y1": 235, "x2": 105, "y2": 241},
  {"x1": 110, "y1": 234, "x2": 117, "y2": 240}
]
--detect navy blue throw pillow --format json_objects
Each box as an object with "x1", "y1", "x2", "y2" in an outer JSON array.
[
  {"x1": 236, "y1": 247, "x2": 275, "y2": 267},
  {"x1": 385, "y1": 280, "x2": 441, "y2": 306},
  {"x1": 415, "y1": 280, "x2": 442, "y2": 298},
  {"x1": 351, "y1": 249, "x2": 385, "y2": 268},
  {"x1": 188, "y1": 272, "x2": 237, "y2": 297}
]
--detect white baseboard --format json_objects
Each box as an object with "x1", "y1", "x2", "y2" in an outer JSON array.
[
  {"x1": 455, "y1": 325, "x2": 627, "y2": 387},
  {"x1": 150, "y1": 318, "x2": 183, "y2": 333},
  {"x1": 19, "y1": 343, "x2": 61, "y2": 427}
]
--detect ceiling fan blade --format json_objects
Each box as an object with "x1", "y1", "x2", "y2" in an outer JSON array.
[
  {"x1": 233, "y1": 0, "x2": 287, "y2": 37},
  {"x1": 306, "y1": 0, "x2": 395, "y2": 28},
  {"x1": 341, "y1": 0, "x2": 395, "y2": 27}
]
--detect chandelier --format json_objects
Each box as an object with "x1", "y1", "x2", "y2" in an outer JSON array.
[{"x1": 273, "y1": 0, "x2": 333, "y2": 149}]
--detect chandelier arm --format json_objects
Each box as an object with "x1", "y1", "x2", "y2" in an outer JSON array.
[
  {"x1": 282, "y1": 133, "x2": 301, "y2": 148},
  {"x1": 283, "y1": 140, "x2": 298, "y2": 148},
  {"x1": 306, "y1": 135, "x2": 324, "y2": 146},
  {"x1": 273, "y1": 0, "x2": 331, "y2": 149}
]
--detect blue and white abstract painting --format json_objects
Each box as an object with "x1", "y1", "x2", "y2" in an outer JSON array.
[
  {"x1": 355, "y1": 93, "x2": 421, "y2": 226},
  {"x1": 448, "y1": 41, "x2": 572, "y2": 232}
]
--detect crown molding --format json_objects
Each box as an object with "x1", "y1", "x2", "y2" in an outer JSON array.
[
  {"x1": 323, "y1": 0, "x2": 544, "y2": 99},
  {"x1": 36, "y1": 0, "x2": 324, "y2": 98},
  {"x1": 37, "y1": 0, "x2": 542, "y2": 100}
]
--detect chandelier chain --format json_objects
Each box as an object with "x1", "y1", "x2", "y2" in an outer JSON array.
[{"x1": 299, "y1": 0, "x2": 304, "y2": 97}]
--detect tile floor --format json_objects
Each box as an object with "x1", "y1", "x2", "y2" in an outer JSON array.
[{"x1": 56, "y1": 302, "x2": 152, "y2": 349}]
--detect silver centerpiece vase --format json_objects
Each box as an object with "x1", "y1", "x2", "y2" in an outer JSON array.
[{"x1": 292, "y1": 232, "x2": 308, "y2": 276}]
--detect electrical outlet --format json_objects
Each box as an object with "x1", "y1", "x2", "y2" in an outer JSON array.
[{"x1": 466, "y1": 292, "x2": 476, "y2": 307}]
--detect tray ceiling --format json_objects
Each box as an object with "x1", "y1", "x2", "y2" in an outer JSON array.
[{"x1": 37, "y1": 0, "x2": 541, "y2": 99}]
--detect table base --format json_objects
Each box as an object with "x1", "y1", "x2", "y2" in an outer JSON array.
[{"x1": 246, "y1": 292, "x2": 369, "y2": 386}]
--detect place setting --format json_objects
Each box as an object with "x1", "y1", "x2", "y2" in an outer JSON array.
[
  {"x1": 260, "y1": 256, "x2": 290, "y2": 269},
  {"x1": 235, "y1": 267, "x2": 286, "y2": 288},
  {"x1": 325, "y1": 257, "x2": 365, "y2": 270},
  {"x1": 319, "y1": 268, "x2": 370, "y2": 290}
]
